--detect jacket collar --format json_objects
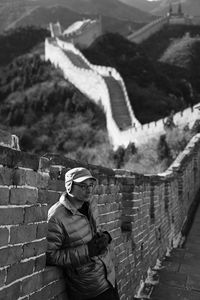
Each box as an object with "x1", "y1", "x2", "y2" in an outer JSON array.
[{"x1": 59, "y1": 192, "x2": 78, "y2": 215}]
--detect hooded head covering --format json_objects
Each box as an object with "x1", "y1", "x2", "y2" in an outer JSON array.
[{"x1": 65, "y1": 167, "x2": 96, "y2": 195}]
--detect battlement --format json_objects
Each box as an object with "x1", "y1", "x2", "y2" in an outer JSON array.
[{"x1": 50, "y1": 17, "x2": 102, "y2": 50}]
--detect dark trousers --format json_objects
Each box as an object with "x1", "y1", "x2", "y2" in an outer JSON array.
[{"x1": 85, "y1": 286, "x2": 120, "y2": 300}]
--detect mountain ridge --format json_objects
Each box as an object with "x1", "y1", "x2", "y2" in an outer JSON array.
[
  {"x1": 0, "y1": 0, "x2": 154, "y2": 33},
  {"x1": 119, "y1": 0, "x2": 200, "y2": 16},
  {"x1": 5, "y1": 6, "x2": 146, "y2": 36}
]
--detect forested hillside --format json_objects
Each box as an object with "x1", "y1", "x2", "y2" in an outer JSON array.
[
  {"x1": 0, "y1": 54, "x2": 112, "y2": 166},
  {"x1": 83, "y1": 25, "x2": 200, "y2": 123},
  {"x1": 0, "y1": 27, "x2": 49, "y2": 66},
  {"x1": 0, "y1": 25, "x2": 200, "y2": 172}
]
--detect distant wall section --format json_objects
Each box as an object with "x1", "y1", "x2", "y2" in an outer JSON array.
[
  {"x1": 127, "y1": 16, "x2": 169, "y2": 44},
  {"x1": 58, "y1": 18, "x2": 102, "y2": 50}
]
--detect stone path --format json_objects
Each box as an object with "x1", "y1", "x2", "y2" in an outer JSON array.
[{"x1": 151, "y1": 203, "x2": 200, "y2": 300}]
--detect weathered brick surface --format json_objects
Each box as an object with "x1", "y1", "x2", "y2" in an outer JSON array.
[
  {"x1": 0, "y1": 227, "x2": 9, "y2": 247},
  {"x1": 10, "y1": 224, "x2": 37, "y2": 244},
  {"x1": 6, "y1": 260, "x2": 35, "y2": 284},
  {"x1": 0, "y1": 132, "x2": 200, "y2": 299},
  {"x1": 23, "y1": 239, "x2": 47, "y2": 259},
  {"x1": 0, "y1": 166, "x2": 13, "y2": 185},
  {"x1": 0, "y1": 207, "x2": 24, "y2": 225},
  {"x1": 0, "y1": 268, "x2": 6, "y2": 288},
  {"x1": 35, "y1": 254, "x2": 46, "y2": 272},
  {"x1": 20, "y1": 272, "x2": 43, "y2": 296},
  {"x1": 0, "y1": 187, "x2": 9, "y2": 205},
  {"x1": 48, "y1": 179, "x2": 65, "y2": 192},
  {"x1": 0, "y1": 281, "x2": 21, "y2": 300},
  {"x1": 0, "y1": 146, "x2": 39, "y2": 170},
  {"x1": 38, "y1": 190, "x2": 60, "y2": 207},
  {"x1": 24, "y1": 205, "x2": 48, "y2": 223},
  {"x1": 28, "y1": 279, "x2": 67, "y2": 300},
  {"x1": 10, "y1": 187, "x2": 38, "y2": 205},
  {"x1": 0, "y1": 246, "x2": 23, "y2": 267},
  {"x1": 36, "y1": 222, "x2": 48, "y2": 239}
]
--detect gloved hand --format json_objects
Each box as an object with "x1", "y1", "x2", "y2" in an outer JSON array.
[
  {"x1": 88, "y1": 232, "x2": 112, "y2": 257},
  {"x1": 96, "y1": 232, "x2": 111, "y2": 250},
  {"x1": 87, "y1": 235, "x2": 100, "y2": 257}
]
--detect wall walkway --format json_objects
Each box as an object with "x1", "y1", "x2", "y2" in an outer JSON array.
[{"x1": 152, "y1": 195, "x2": 200, "y2": 300}]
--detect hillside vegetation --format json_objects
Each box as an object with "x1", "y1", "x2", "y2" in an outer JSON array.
[
  {"x1": 0, "y1": 26, "x2": 49, "y2": 66},
  {"x1": 0, "y1": 25, "x2": 200, "y2": 173},
  {"x1": 83, "y1": 27, "x2": 200, "y2": 123}
]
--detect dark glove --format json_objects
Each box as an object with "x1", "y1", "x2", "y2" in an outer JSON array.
[
  {"x1": 87, "y1": 235, "x2": 101, "y2": 257},
  {"x1": 88, "y1": 232, "x2": 112, "y2": 257}
]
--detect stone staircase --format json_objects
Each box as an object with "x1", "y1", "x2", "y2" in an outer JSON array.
[
  {"x1": 63, "y1": 50, "x2": 91, "y2": 70},
  {"x1": 104, "y1": 76, "x2": 132, "y2": 130},
  {"x1": 62, "y1": 49, "x2": 133, "y2": 130}
]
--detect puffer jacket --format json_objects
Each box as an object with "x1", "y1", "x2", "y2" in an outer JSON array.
[{"x1": 46, "y1": 193, "x2": 115, "y2": 299}]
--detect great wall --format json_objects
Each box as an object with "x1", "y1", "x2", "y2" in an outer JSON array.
[
  {"x1": 1, "y1": 7, "x2": 200, "y2": 300},
  {"x1": 47, "y1": 12, "x2": 200, "y2": 149}
]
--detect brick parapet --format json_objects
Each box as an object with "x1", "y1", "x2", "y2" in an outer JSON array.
[
  {"x1": 0, "y1": 132, "x2": 200, "y2": 299},
  {"x1": 0, "y1": 130, "x2": 20, "y2": 151}
]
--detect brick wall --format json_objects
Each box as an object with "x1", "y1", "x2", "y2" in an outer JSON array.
[{"x1": 0, "y1": 130, "x2": 200, "y2": 300}]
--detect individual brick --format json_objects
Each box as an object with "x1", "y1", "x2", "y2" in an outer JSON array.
[
  {"x1": 0, "y1": 187, "x2": 9, "y2": 205},
  {"x1": 36, "y1": 222, "x2": 48, "y2": 239},
  {"x1": 10, "y1": 224, "x2": 37, "y2": 244},
  {"x1": 0, "y1": 166, "x2": 13, "y2": 185},
  {"x1": 11, "y1": 168, "x2": 26, "y2": 186},
  {"x1": 38, "y1": 190, "x2": 60, "y2": 207},
  {"x1": 34, "y1": 254, "x2": 46, "y2": 272},
  {"x1": 0, "y1": 207, "x2": 24, "y2": 225},
  {"x1": 10, "y1": 187, "x2": 38, "y2": 205},
  {"x1": 6, "y1": 259, "x2": 35, "y2": 284},
  {"x1": 23, "y1": 239, "x2": 47, "y2": 259},
  {"x1": 0, "y1": 281, "x2": 21, "y2": 300},
  {"x1": 48, "y1": 179, "x2": 65, "y2": 192},
  {"x1": 0, "y1": 227, "x2": 9, "y2": 247},
  {"x1": 25, "y1": 170, "x2": 38, "y2": 186},
  {"x1": 38, "y1": 189, "x2": 48, "y2": 203},
  {"x1": 36, "y1": 172, "x2": 49, "y2": 189},
  {"x1": 0, "y1": 245, "x2": 23, "y2": 267},
  {"x1": 20, "y1": 272, "x2": 43, "y2": 297},
  {"x1": 24, "y1": 205, "x2": 48, "y2": 223}
]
